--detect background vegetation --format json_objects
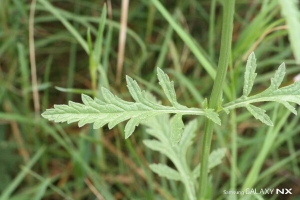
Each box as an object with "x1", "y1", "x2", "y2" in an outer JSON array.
[{"x1": 0, "y1": 0, "x2": 299, "y2": 199}]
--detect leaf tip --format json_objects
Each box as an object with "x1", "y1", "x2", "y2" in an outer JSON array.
[
  {"x1": 124, "y1": 130, "x2": 133, "y2": 139},
  {"x1": 279, "y1": 62, "x2": 286, "y2": 70},
  {"x1": 157, "y1": 67, "x2": 163, "y2": 73},
  {"x1": 125, "y1": 75, "x2": 132, "y2": 83},
  {"x1": 41, "y1": 111, "x2": 47, "y2": 119},
  {"x1": 249, "y1": 51, "x2": 255, "y2": 57}
]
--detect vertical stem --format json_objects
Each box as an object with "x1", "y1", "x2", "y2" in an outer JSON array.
[{"x1": 198, "y1": 1, "x2": 235, "y2": 199}]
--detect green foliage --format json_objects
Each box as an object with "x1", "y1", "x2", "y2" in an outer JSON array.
[
  {"x1": 142, "y1": 115, "x2": 226, "y2": 200},
  {"x1": 41, "y1": 51, "x2": 300, "y2": 198},
  {"x1": 42, "y1": 68, "x2": 220, "y2": 142},
  {"x1": 224, "y1": 52, "x2": 300, "y2": 125},
  {"x1": 278, "y1": 0, "x2": 300, "y2": 64},
  {"x1": 3, "y1": 0, "x2": 299, "y2": 199}
]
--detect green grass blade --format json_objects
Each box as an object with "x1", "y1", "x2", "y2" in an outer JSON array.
[
  {"x1": 278, "y1": 0, "x2": 300, "y2": 64},
  {"x1": 94, "y1": 4, "x2": 107, "y2": 65},
  {"x1": 17, "y1": 43, "x2": 30, "y2": 111},
  {"x1": 38, "y1": 0, "x2": 88, "y2": 53},
  {"x1": 33, "y1": 178, "x2": 51, "y2": 200},
  {"x1": 242, "y1": 106, "x2": 290, "y2": 189},
  {"x1": 0, "y1": 147, "x2": 46, "y2": 200},
  {"x1": 151, "y1": 0, "x2": 215, "y2": 79}
]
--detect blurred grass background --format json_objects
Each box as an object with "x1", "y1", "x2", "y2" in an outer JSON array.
[{"x1": 0, "y1": 0, "x2": 300, "y2": 199}]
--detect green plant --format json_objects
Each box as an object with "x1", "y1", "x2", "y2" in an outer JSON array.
[
  {"x1": 1, "y1": 0, "x2": 299, "y2": 199},
  {"x1": 42, "y1": 52, "x2": 300, "y2": 199},
  {"x1": 42, "y1": 67, "x2": 223, "y2": 200},
  {"x1": 42, "y1": 68, "x2": 220, "y2": 142},
  {"x1": 19, "y1": 0, "x2": 297, "y2": 200}
]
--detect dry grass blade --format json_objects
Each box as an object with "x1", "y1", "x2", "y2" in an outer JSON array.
[
  {"x1": 116, "y1": 0, "x2": 129, "y2": 85},
  {"x1": 242, "y1": 25, "x2": 287, "y2": 61},
  {"x1": 4, "y1": 101, "x2": 30, "y2": 163},
  {"x1": 85, "y1": 178, "x2": 105, "y2": 200},
  {"x1": 29, "y1": 0, "x2": 40, "y2": 116}
]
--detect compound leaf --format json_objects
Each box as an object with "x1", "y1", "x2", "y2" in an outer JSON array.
[
  {"x1": 224, "y1": 52, "x2": 300, "y2": 124},
  {"x1": 142, "y1": 114, "x2": 201, "y2": 197},
  {"x1": 42, "y1": 69, "x2": 221, "y2": 139}
]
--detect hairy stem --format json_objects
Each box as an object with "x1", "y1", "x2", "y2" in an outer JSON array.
[{"x1": 198, "y1": 1, "x2": 235, "y2": 199}]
